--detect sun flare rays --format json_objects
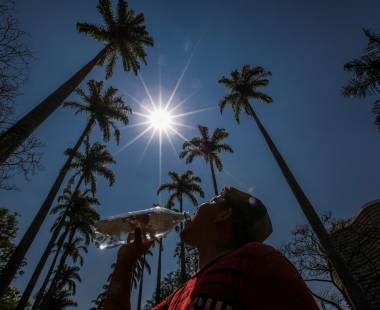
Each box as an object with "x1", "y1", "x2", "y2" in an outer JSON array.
[{"x1": 116, "y1": 47, "x2": 216, "y2": 197}]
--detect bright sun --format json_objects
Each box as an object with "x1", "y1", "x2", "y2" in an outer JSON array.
[{"x1": 148, "y1": 107, "x2": 173, "y2": 131}]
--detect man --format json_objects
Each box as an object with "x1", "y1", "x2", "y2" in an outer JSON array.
[{"x1": 104, "y1": 186, "x2": 319, "y2": 310}]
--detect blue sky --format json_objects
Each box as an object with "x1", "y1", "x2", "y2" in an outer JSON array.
[{"x1": 1, "y1": 0, "x2": 380, "y2": 308}]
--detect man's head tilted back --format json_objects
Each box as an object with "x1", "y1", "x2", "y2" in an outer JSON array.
[{"x1": 181, "y1": 186, "x2": 273, "y2": 249}]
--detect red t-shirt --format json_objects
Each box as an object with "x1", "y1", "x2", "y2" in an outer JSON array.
[{"x1": 151, "y1": 242, "x2": 318, "y2": 310}]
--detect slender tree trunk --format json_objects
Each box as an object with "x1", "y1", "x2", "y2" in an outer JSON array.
[
  {"x1": 248, "y1": 106, "x2": 369, "y2": 309},
  {"x1": 0, "y1": 120, "x2": 92, "y2": 299},
  {"x1": 136, "y1": 254, "x2": 146, "y2": 310},
  {"x1": 33, "y1": 175, "x2": 84, "y2": 310},
  {"x1": 0, "y1": 47, "x2": 107, "y2": 166},
  {"x1": 179, "y1": 197, "x2": 186, "y2": 284},
  {"x1": 44, "y1": 228, "x2": 76, "y2": 300},
  {"x1": 15, "y1": 227, "x2": 62, "y2": 310},
  {"x1": 155, "y1": 239, "x2": 163, "y2": 305},
  {"x1": 30, "y1": 229, "x2": 69, "y2": 310},
  {"x1": 210, "y1": 160, "x2": 218, "y2": 195},
  {"x1": 16, "y1": 176, "x2": 85, "y2": 310}
]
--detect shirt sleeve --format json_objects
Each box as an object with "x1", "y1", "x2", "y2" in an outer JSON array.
[{"x1": 238, "y1": 243, "x2": 319, "y2": 309}]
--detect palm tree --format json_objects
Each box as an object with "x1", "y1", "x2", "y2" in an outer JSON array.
[
  {"x1": 131, "y1": 253, "x2": 152, "y2": 291},
  {"x1": 16, "y1": 189, "x2": 99, "y2": 310},
  {"x1": 67, "y1": 139, "x2": 116, "y2": 195},
  {"x1": 90, "y1": 284, "x2": 109, "y2": 310},
  {"x1": 343, "y1": 29, "x2": 380, "y2": 130},
  {"x1": 41, "y1": 195, "x2": 100, "y2": 307},
  {"x1": 136, "y1": 253, "x2": 152, "y2": 310},
  {"x1": 180, "y1": 125, "x2": 233, "y2": 195},
  {"x1": 39, "y1": 288, "x2": 77, "y2": 310},
  {"x1": 218, "y1": 64, "x2": 370, "y2": 309},
  {"x1": 90, "y1": 264, "x2": 115, "y2": 310},
  {"x1": 0, "y1": 80, "x2": 127, "y2": 297},
  {"x1": 26, "y1": 189, "x2": 100, "y2": 310},
  {"x1": 64, "y1": 79, "x2": 131, "y2": 146},
  {"x1": 157, "y1": 171, "x2": 204, "y2": 284},
  {"x1": 54, "y1": 265, "x2": 82, "y2": 295},
  {"x1": 154, "y1": 238, "x2": 163, "y2": 305},
  {"x1": 0, "y1": 0, "x2": 153, "y2": 165},
  {"x1": 62, "y1": 237, "x2": 88, "y2": 268},
  {"x1": 18, "y1": 138, "x2": 114, "y2": 310}
]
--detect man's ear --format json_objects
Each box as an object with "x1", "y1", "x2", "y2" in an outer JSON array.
[{"x1": 213, "y1": 208, "x2": 232, "y2": 224}]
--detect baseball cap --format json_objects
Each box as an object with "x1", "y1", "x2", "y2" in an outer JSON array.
[{"x1": 220, "y1": 186, "x2": 273, "y2": 242}]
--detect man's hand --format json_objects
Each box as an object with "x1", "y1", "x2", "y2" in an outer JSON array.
[
  {"x1": 117, "y1": 227, "x2": 153, "y2": 263},
  {"x1": 104, "y1": 227, "x2": 153, "y2": 310}
]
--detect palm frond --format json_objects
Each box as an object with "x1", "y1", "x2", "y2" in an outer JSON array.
[
  {"x1": 198, "y1": 125, "x2": 209, "y2": 140},
  {"x1": 105, "y1": 52, "x2": 117, "y2": 79},
  {"x1": 76, "y1": 22, "x2": 109, "y2": 42},
  {"x1": 97, "y1": 0, "x2": 114, "y2": 28},
  {"x1": 218, "y1": 64, "x2": 273, "y2": 124},
  {"x1": 96, "y1": 166, "x2": 116, "y2": 186},
  {"x1": 213, "y1": 156, "x2": 224, "y2": 172},
  {"x1": 77, "y1": 0, "x2": 154, "y2": 78},
  {"x1": 216, "y1": 143, "x2": 234, "y2": 153},
  {"x1": 117, "y1": 0, "x2": 128, "y2": 23}
]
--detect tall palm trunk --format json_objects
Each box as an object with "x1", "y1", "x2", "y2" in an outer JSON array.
[
  {"x1": 155, "y1": 239, "x2": 163, "y2": 305},
  {"x1": 44, "y1": 228, "x2": 76, "y2": 300},
  {"x1": 248, "y1": 106, "x2": 369, "y2": 309},
  {"x1": 16, "y1": 227, "x2": 62, "y2": 310},
  {"x1": 179, "y1": 197, "x2": 186, "y2": 284},
  {"x1": 0, "y1": 47, "x2": 108, "y2": 166},
  {"x1": 209, "y1": 160, "x2": 218, "y2": 195},
  {"x1": 0, "y1": 120, "x2": 93, "y2": 299},
  {"x1": 30, "y1": 228, "x2": 69, "y2": 310},
  {"x1": 16, "y1": 176, "x2": 85, "y2": 310},
  {"x1": 136, "y1": 254, "x2": 146, "y2": 310}
]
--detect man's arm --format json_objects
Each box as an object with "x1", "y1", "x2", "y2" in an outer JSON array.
[
  {"x1": 104, "y1": 228, "x2": 152, "y2": 310},
  {"x1": 104, "y1": 251, "x2": 134, "y2": 310}
]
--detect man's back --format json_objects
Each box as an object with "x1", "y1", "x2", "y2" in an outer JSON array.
[{"x1": 151, "y1": 242, "x2": 319, "y2": 310}]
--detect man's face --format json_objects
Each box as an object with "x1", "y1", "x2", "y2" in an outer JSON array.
[{"x1": 180, "y1": 194, "x2": 229, "y2": 247}]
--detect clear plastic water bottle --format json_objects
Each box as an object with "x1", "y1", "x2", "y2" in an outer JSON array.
[{"x1": 94, "y1": 206, "x2": 190, "y2": 250}]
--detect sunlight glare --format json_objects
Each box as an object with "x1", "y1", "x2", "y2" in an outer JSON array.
[{"x1": 148, "y1": 107, "x2": 174, "y2": 131}]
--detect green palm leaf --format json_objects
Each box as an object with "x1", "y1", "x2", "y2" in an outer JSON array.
[
  {"x1": 218, "y1": 64, "x2": 273, "y2": 123},
  {"x1": 77, "y1": 0, "x2": 154, "y2": 77}
]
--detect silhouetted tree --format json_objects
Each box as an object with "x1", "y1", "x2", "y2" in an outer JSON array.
[
  {"x1": 174, "y1": 243, "x2": 199, "y2": 278},
  {"x1": 0, "y1": 209, "x2": 24, "y2": 309},
  {"x1": 180, "y1": 125, "x2": 233, "y2": 195},
  {"x1": 27, "y1": 189, "x2": 99, "y2": 310},
  {"x1": 20, "y1": 140, "x2": 114, "y2": 310},
  {"x1": 0, "y1": 79, "x2": 125, "y2": 297},
  {"x1": 219, "y1": 65, "x2": 370, "y2": 308},
  {"x1": 280, "y1": 213, "x2": 350, "y2": 309},
  {"x1": 0, "y1": 0, "x2": 153, "y2": 167},
  {"x1": 0, "y1": 0, "x2": 41, "y2": 191},
  {"x1": 39, "y1": 288, "x2": 77, "y2": 310},
  {"x1": 157, "y1": 171, "x2": 204, "y2": 284},
  {"x1": 135, "y1": 252, "x2": 152, "y2": 310},
  {"x1": 54, "y1": 265, "x2": 82, "y2": 296},
  {"x1": 41, "y1": 197, "x2": 100, "y2": 308},
  {"x1": 343, "y1": 29, "x2": 380, "y2": 130}
]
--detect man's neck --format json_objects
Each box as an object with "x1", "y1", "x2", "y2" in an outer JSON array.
[{"x1": 197, "y1": 243, "x2": 235, "y2": 270}]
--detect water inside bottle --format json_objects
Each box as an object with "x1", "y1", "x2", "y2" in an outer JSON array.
[{"x1": 94, "y1": 206, "x2": 189, "y2": 250}]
